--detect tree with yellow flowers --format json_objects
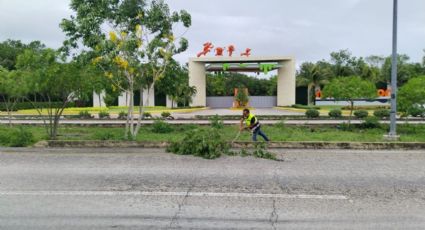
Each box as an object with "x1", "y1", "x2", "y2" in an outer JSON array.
[{"x1": 60, "y1": 0, "x2": 191, "y2": 139}]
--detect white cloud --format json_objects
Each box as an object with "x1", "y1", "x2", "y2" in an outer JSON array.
[{"x1": 0, "y1": 0, "x2": 423, "y2": 65}]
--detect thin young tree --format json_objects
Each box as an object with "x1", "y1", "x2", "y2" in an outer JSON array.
[
  {"x1": 0, "y1": 68, "x2": 29, "y2": 126},
  {"x1": 61, "y1": 0, "x2": 191, "y2": 140},
  {"x1": 322, "y1": 76, "x2": 376, "y2": 126},
  {"x1": 16, "y1": 49, "x2": 91, "y2": 139}
]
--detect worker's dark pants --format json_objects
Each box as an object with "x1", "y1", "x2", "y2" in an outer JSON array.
[{"x1": 252, "y1": 127, "x2": 269, "y2": 142}]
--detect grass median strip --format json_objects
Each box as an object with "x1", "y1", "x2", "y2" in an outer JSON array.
[{"x1": 1, "y1": 124, "x2": 425, "y2": 147}]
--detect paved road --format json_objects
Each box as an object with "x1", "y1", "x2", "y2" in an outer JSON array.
[
  {"x1": 172, "y1": 108, "x2": 303, "y2": 118},
  {"x1": 1, "y1": 148, "x2": 425, "y2": 229}
]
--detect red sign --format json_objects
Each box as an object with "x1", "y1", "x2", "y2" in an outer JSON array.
[
  {"x1": 241, "y1": 48, "x2": 251, "y2": 57},
  {"x1": 197, "y1": 42, "x2": 214, "y2": 57},
  {"x1": 197, "y1": 42, "x2": 251, "y2": 57},
  {"x1": 215, "y1": 47, "x2": 224, "y2": 56}
]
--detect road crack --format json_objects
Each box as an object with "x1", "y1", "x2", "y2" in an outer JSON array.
[
  {"x1": 269, "y1": 199, "x2": 278, "y2": 230},
  {"x1": 269, "y1": 167, "x2": 280, "y2": 229},
  {"x1": 168, "y1": 183, "x2": 194, "y2": 229}
]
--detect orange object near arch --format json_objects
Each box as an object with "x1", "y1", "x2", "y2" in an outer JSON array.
[
  {"x1": 215, "y1": 47, "x2": 224, "y2": 56},
  {"x1": 241, "y1": 48, "x2": 251, "y2": 57},
  {"x1": 315, "y1": 90, "x2": 322, "y2": 98},
  {"x1": 377, "y1": 89, "x2": 386, "y2": 97},
  {"x1": 227, "y1": 45, "x2": 235, "y2": 56},
  {"x1": 197, "y1": 42, "x2": 214, "y2": 57}
]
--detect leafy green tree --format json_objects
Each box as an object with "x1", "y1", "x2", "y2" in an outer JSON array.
[
  {"x1": 365, "y1": 55, "x2": 386, "y2": 83},
  {"x1": 61, "y1": 0, "x2": 191, "y2": 140},
  {"x1": 322, "y1": 76, "x2": 376, "y2": 125},
  {"x1": 297, "y1": 61, "x2": 331, "y2": 105},
  {"x1": 178, "y1": 84, "x2": 197, "y2": 107},
  {"x1": 79, "y1": 53, "x2": 111, "y2": 107},
  {"x1": 0, "y1": 68, "x2": 29, "y2": 126},
  {"x1": 381, "y1": 54, "x2": 422, "y2": 86},
  {"x1": 398, "y1": 76, "x2": 425, "y2": 116},
  {"x1": 206, "y1": 73, "x2": 277, "y2": 97},
  {"x1": 156, "y1": 60, "x2": 191, "y2": 108},
  {"x1": 235, "y1": 87, "x2": 249, "y2": 107},
  {"x1": 365, "y1": 55, "x2": 385, "y2": 68},
  {"x1": 267, "y1": 75, "x2": 278, "y2": 96},
  {"x1": 0, "y1": 40, "x2": 45, "y2": 70},
  {"x1": 330, "y1": 50, "x2": 379, "y2": 81},
  {"x1": 206, "y1": 74, "x2": 226, "y2": 96},
  {"x1": 330, "y1": 49, "x2": 358, "y2": 77},
  {"x1": 16, "y1": 49, "x2": 92, "y2": 139}
]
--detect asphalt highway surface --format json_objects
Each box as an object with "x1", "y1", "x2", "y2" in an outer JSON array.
[{"x1": 1, "y1": 148, "x2": 424, "y2": 229}]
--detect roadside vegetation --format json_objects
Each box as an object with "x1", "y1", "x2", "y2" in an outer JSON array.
[
  {"x1": 9, "y1": 106, "x2": 204, "y2": 116},
  {"x1": 0, "y1": 1, "x2": 424, "y2": 149},
  {"x1": 2, "y1": 123, "x2": 425, "y2": 147}
]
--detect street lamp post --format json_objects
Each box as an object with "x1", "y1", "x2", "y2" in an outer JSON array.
[{"x1": 387, "y1": 0, "x2": 399, "y2": 139}]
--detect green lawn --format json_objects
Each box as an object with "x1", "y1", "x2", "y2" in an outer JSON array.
[
  {"x1": 1, "y1": 123, "x2": 425, "y2": 147},
  {"x1": 12, "y1": 106, "x2": 206, "y2": 115}
]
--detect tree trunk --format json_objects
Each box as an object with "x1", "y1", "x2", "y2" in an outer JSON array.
[
  {"x1": 124, "y1": 91, "x2": 130, "y2": 140},
  {"x1": 6, "y1": 98, "x2": 19, "y2": 127},
  {"x1": 125, "y1": 84, "x2": 134, "y2": 140},
  {"x1": 307, "y1": 84, "x2": 313, "y2": 105},
  {"x1": 7, "y1": 110, "x2": 12, "y2": 127},
  {"x1": 52, "y1": 111, "x2": 60, "y2": 140},
  {"x1": 25, "y1": 96, "x2": 49, "y2": 136},
  {"x1": 47, "y1": 96, "x2": 54, "y2": 139},
  {"x1": 348, "y1": 100, "x2": 354, "y2": 127},
  {"x1": 2, "y1": 95, "x2": 12, "y2": 127},
  {"x1": 138, "y1": 85, "x2": 144, "y2": 118},
  {"x1": 98, "y1": 93, "x2": 101, "y2": 107},
  {"x1": 134, "y1": 84, "x2": 151, "y2": 138},
  {"x1": 128, "y1": 87, "x2": 135, "y2": 139},
  {"x1": 51, "y1": 100, "x2": 69, "y2": 140}
]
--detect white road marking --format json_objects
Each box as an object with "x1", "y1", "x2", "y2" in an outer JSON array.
[{"x1": 0, "y1": 191, "x2": 348, "y2": 200}]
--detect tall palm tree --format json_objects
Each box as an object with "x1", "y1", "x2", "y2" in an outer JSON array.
[
  {"x1": 297, "y1": 62, "x2": 331, "y2": 105},
  {"x1": 181, "y1": 85, "x2": 197, "y2": 107}
]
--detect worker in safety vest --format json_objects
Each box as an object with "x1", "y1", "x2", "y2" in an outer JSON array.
[{"x1": 240, "y1": 108, "x2": 270, "y2": 142}]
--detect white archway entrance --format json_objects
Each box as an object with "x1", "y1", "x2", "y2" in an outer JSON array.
[{"x1": 188, "y1": 56, "x2": 296, "y2": 107}]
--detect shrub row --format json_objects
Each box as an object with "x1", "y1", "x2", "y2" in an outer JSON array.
[
  {"x1": 328, "y1": 109, "x2": 342, "y2": 118},
  {"x1": 305, "y1": 109, "x2": 320, "y2": 118},
  {"x1": 408, "y1": 106, "x2": 425, "y2": 117},
  {"x1": 0, "y1": 102, "x2": 76, "y2": 111},
  {"x1": 292, "y1": 104, "x2": 321, "y2": 110},
  {"x1": 0, "y1": 127, "x2": 34, "y2": 147},
  {"x1": 305, "y1": 109, "x2": 392, "y2": 119}
]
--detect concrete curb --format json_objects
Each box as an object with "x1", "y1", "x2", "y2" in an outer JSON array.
[
  {"x1": 233, "y1": 141, "x2": 425, "y2": 150},
  {"x1": 35, "y1": 140, "x2": 425, "y2": 150}
]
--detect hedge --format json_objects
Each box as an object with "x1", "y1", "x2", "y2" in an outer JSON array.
[{"x1": 0, "y1": 102, "x2": 76, "y2": 111}]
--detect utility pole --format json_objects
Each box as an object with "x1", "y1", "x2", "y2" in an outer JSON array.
[{"x1": 387, "y1": 0, "x2": 399, "y2": 140}]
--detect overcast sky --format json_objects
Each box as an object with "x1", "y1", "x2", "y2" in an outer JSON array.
[{"x1": 0, "y1": 0, "x2": 424, "y2": 65}]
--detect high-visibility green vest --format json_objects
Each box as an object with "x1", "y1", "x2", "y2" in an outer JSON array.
[{"x1": 245, "y1": 113, "x2": 257, "y2": 126}]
